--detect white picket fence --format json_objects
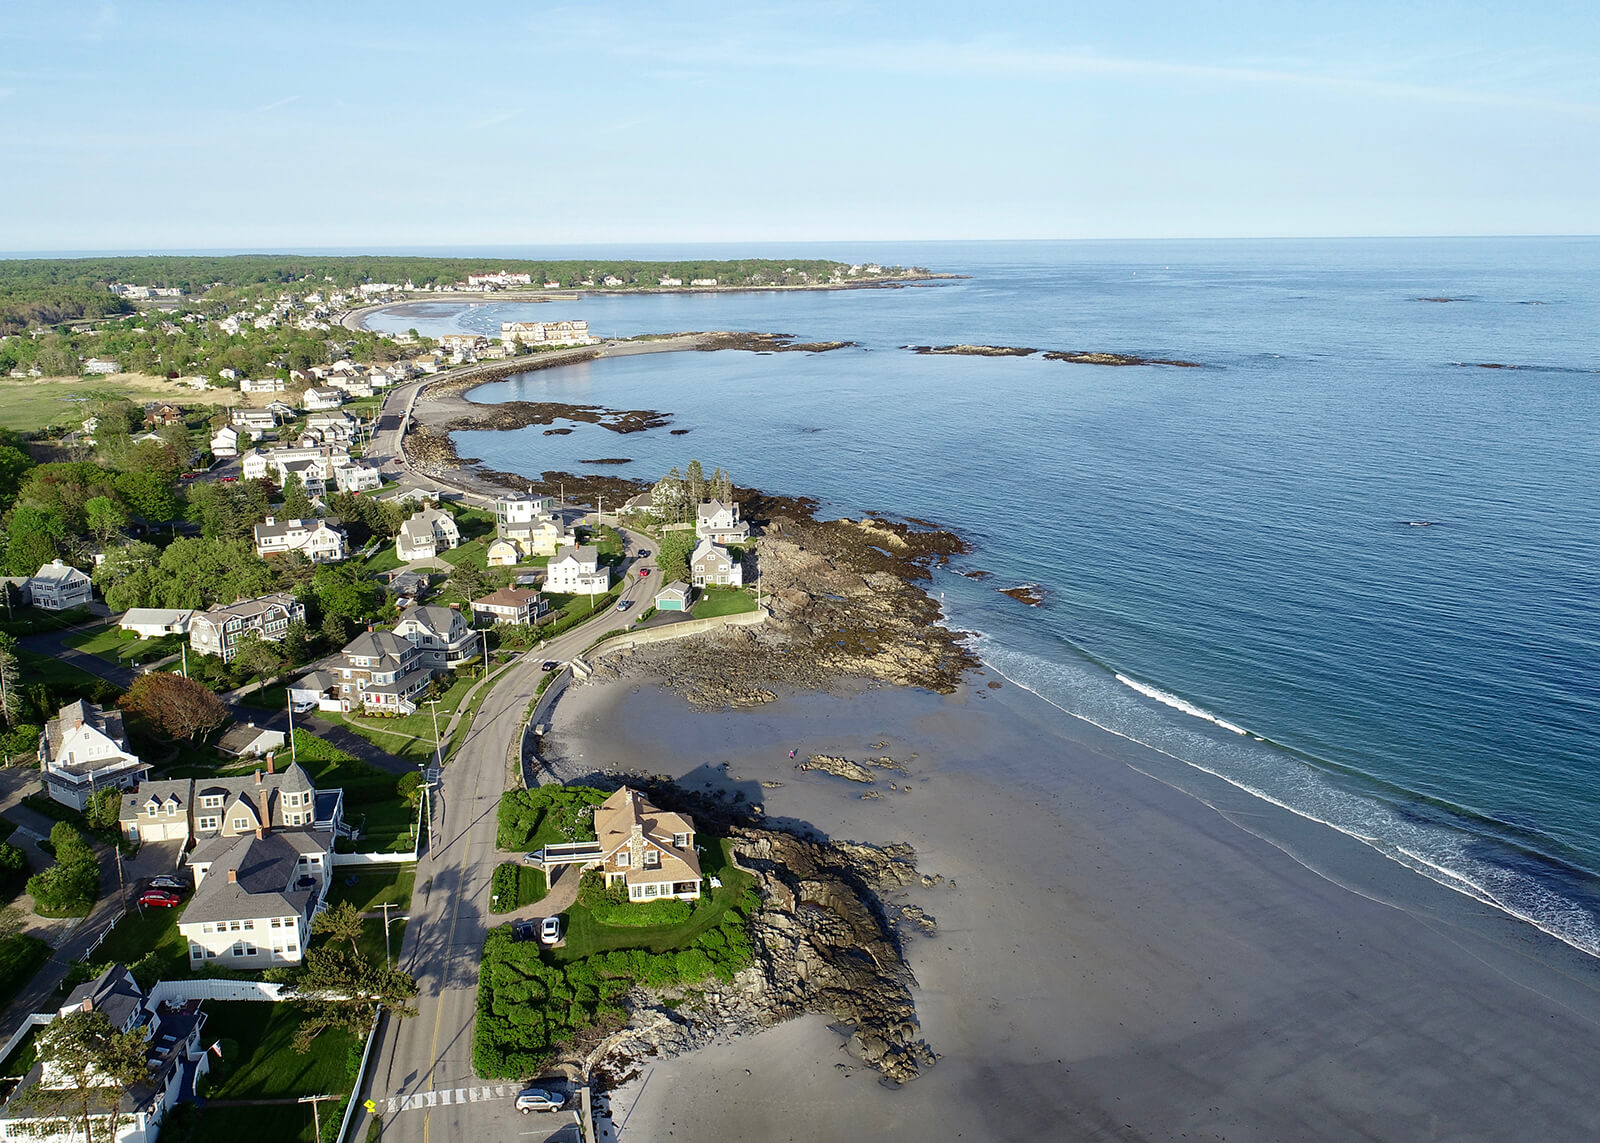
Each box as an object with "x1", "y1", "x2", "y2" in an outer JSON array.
[
  {"x1": 333, "y1": 849, "x2": 417, "y2": 867},
  {"x1": 0, "y1": 1014, "x2": 52, "y2": 1074}
]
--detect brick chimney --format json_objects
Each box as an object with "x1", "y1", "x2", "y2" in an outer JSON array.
[
  {"x1": 227, "y1": 869, "x2": 237, "y2": 884},
  {"x1": 630, "y1": 823, "x2": 645, "y2": 870},
  {"x1": 254, "y1": 769, "x2": 262, "y2": 786},
  {"x1": 265, "y1": 753, "x2": 275, "y2": 774},
  {"x1": 255, "y1": 827, "x2": 264, "y2": 840},
  {"x1": 80, "y1": 998, "x2": 93, "y2": 1013}
]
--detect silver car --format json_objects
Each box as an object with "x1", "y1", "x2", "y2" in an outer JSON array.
[{"x1": 515, "y1": 1088, "x2": 564, "y2": 1113}]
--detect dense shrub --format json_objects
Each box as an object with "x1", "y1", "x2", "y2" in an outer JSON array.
[
  {"x1": 496, "y1": 785, "x2": 606, "y2": 851},
  {"x1": 473, "y1": 886, "x2": 760, "y2": 1078},
  {"x1": 26, "y1": 823, "x2": 98, "y2": 916},
  {"x1": 489, "y1": 863, "x2": 546, "y2": 913}
]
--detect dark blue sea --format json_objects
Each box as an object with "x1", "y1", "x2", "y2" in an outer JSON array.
[{"x1": 368, "y1": 238, "x2": 1600, "y2": 955}]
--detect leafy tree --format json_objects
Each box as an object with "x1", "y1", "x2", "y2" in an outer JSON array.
[
  {"x1": 3, "y1": 505, "x2": 65, "y2": 575},
  {"x1": 0, "y1": 445, "x2": 33, "y2": 514},
  {"x1": 280, "y1": 472, "x2": 314, "y2": 519},
  {"x1": 320, "y1": 610, "x2": 348, "y2": 647},
  {"x1": 232, "y1": 631, "x2": 286, "y2": 683},
  {"x1": 84, "y1": 788, "x2": 122, "y2": 832},
  {"x1": 83, "y1": 496, "x2": 129, "y2": 547},
  {"x1": 119, "y1": 673, "x2": 228, "y2": 741},
  {"x1": 286, "y1": 927, "x2": 418, "y2": 1052},
  {"x1": 685, "y1": 459, "x2": 705, "y2": 506},
  {"x1": 655, "y1": 530, "x2": 697, "y2": 585},
  {"x1": 15, "y1": 1008, "x2": 146, "y2": 1143},
  {"x1": 313, "y1": 562, "x2": 380, "y2": 625},
  {"x1": 91, "y1": 541, "x2": 161, "y2": 612},
  {"x1": 0, "y1": 632, "x2": 20, "y2": 726},
  {"x1": 447, "y1": 561, "x2": 487, "y2": 604},
  {"x1": 282, "y1": 619, "x2": 312, "y2": 666},
  {"x1": 114, "y1": 469, "x2": 181, "y2": 523},
  {"x1": 26, "y1": 823, "x2": 98, "y2": 916}
]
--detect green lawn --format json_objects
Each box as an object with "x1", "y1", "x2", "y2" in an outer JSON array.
[
  {"x1": 440, "y1": 539, "x2": 488, "y2": 569},
  {"x1": 363, "y1": 546, "x2": 404, "y2": 575},
  {"x1": 550, "y1": 839, "x2": 753, "y2": 963},
  {"x1": 191, "y1": 1001, "x2": 360, "y2": 1143},
  {"x1": 93, "y1": 900, "x2": 190, "y2": 982},
  {"x1": 346, "y1": 800, "x2": 420, "y2": 854},
  {"x1": 692, "y1": 586, "x2": 757, "y2": 619},
  {"x1": 320, "y1": 671, "x2": 478, "y2": 765},
  {"x1": 0, "y1": 934, "x2": 52, "y2": 1016},
  {"x1": 239, "y1": 682, "x2": 290, "y2": 714},
  {"x1": 0, "y1": 606, "x2": 93, "y2": 636},
  {"x1": 63, "y1": 624, "x2": 183, "y2": 665},
  {"x1": 0, "y1": 1025, "x2": 40, "y2": 1078},
  {"x1": 441, "y1": 663, "x2": 512, "y2": 762},
  {"x1": 325, "y1": 865, "x2": 416, "y2": 913},
  {"x1": 489, "y1": 862, "x2": 546, "y2": 914},
  {"x1": 15, "y1": 649, "x2": 117, "y2": 705}
]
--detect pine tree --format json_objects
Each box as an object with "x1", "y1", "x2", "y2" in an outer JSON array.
[
  {"x1": 281, "y1": 472, "x2": 315, "y2": 518},
  {"x1": 686, "y1": 459, "x2": 705, "y2": 507}
]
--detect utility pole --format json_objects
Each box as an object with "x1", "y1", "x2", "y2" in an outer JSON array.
[
  {"x1": 375, "y1": 901, "x2": 400, "y2": 967},
  {"x1": 298, "y1": 1094, "x2": 338, "y2": 1140},
  {"x1": 425, "y1": 698, "x2": 443, "y2": 771},
  {"x1": 286, "y1": 691, "x2": 297, "y2": 764},
  {"x1": 480, "y1": 628, "x2": 488, "y2": 680},
  {"x1": 180, "y1": 643, "x2": 188, "y2": 679}
]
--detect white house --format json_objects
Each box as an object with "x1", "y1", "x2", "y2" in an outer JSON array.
[
  {"x1": 498, "y1": 320, "x2": 596, "y2": 348},
  {"x1": 82, "y1": 357, "x2": 120, "y2": 375},
  {"x1": 252, "y1": 516, "x2": 348, "y2": 562},
  {"x1": 27, "y1": 560, "x2": 93, "y2": 611},
  {"x1": 545, "y1": 544, "x2": 609, "y2": 595},
  {"x1": 214, "y1": 721, "x2": 288, "y2": 759},
  {"x1": 471, "y1": 586, "x2": 543, "y2": 627},
  {"x1": 395, "y1": 505, "x2": 461, "y2": 561},
  {"x1": 393, "y1": 604, "x2": 477, "y2": 670},
  {"x1": 332, "y1": 461, "x2": 382, "y2": 494},
  {"x1": 0, "y1": 966, "x2": 211, "y2": 1143},
  {"x1": 210, "y1": 424, "x2": 241, "y2": 458},
  {"x1": 117, "y1": 608, "x2": 194, "y2": 638},
  {"x1": 302, "y1": 387, "x2": 345, "y2": 411},
  {"x1": 690, "y1": 538, "x2": 743, "y2": 588},
  {"x1": 231, "y1": 408, "x2": 277, "y2": 433},
  {"x1": 695, "y1": 499, "x2": 750, "y2": 544},
  {"x1": 654, "y1": 581, "x2": 692, "y2": 611},
  {"x1": 494, "y1": 492, "x2": 557, "y2": 529},
  {"x1": 240, "y1": 375, "x2": 286, "y2": 394},
  {"x1": 39, "y1": 700, "x2": 148, "y2": 811}
]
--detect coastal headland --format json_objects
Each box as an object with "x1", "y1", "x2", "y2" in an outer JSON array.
[{"x1": 370, "y1": 303, "x2": 1600, "y2": 1141}]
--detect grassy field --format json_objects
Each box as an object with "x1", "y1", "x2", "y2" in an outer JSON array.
[
  {"x1": 0, "y1": 374, "x2": 211, "y2": 432},
  {"x1": 439, "y1": 539, "x2": 488, "y2": 569},
  {"x1": 320, "y1": 671, "x2": 479, "y2": 765},
  {"x1": 325, "y1": 864, "x2": 416, "y2": 913},
  {"x1": 16, "y1": 649, "x2": 117, "y2": 704},
  {"x1": 551, "y1": 839, "x2": 752, "y2": 962},
  {"x1": 362, "y1": 547, "x2": 404, "y2": 575},
  {"x1": 93, "y1": 899, "x2": 190, "y2": 980},
  {"x1": 191, "y1": 1001, "x2": 360, "y2": 1143},
  {"x1": 64, "y1": 623, "x2": 184, "y2": 665},
  {"x1": 692, "y1": 586, "x2": 757, "y2": 618}
]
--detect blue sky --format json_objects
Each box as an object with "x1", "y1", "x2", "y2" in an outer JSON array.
[{"x1": 3, "y1": 0, "x2": 1598, "y2": 248}]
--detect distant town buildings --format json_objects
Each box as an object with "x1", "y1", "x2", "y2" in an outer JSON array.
[
  {"x1": 253, "y1": 517, "x2": 349, "y2": 562},
  {"x1": 467, "y1": 271, "x2": 532, "y2": 287}
]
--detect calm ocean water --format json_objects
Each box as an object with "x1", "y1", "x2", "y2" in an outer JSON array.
[{"x1": 369, "y1": 239, "x2": 1600, "y2": 954}]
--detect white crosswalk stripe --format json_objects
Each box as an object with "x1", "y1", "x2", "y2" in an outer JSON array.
[{"x1": 383, "y1": 1085, "x2": 513, "y2": 1114}]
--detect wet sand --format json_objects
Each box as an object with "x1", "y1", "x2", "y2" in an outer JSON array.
[{"x1": 545, "y1": 674, "x2": 1600, "y2": 1142}]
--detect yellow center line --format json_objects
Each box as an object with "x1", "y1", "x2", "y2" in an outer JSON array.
[{"x1": 423, "y1": 788, "x2": 470, "y2": 1143}]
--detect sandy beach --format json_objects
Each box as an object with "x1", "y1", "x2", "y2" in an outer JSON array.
[{"x1": 543, "y1": 671, "x2": 1600, "y2": 1141}]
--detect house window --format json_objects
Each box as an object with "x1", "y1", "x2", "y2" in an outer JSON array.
[
  {"x1": 631, "y1": 885, "x2": 642, "y2": 898},
  {"x1": 202, "y1": 795, "x2": 224, "y2": 809},
  {"x1": 270, "y1": 917, "x2": 282, "y2": 928},
  {"x1": 243, "y1": 921, "x2": 255, "y2": 931},
  {"x1": 232, "y1": 817, "x2": 249, "y2": 831},
  {"x1": 673, "y1": 833, "x2": 689, "y2": 849},
  {"x1": 146, "y1": 806, "x2": 158, "y2": 818},
  {"x1": 201, "y1": 923, "x2": 213, "y2": 934},
  {"x1": 644, "y1": 884, "x2": 659, "y2": 897},
  {"x1": 190, "y1": 945, "x2": 204, "y2": 960},
  {"x1": 229, "y1": 921, "x2": 242, "y2": 932},
  {"x1": 644, "y1": 850, "x2": 659, "y2": 868},
  {"x1": 198, "y1": 816, "x2": 219, "y2": 831},
  {"x1": 165, "y1": 803, "x2": 178, "y2": 815}
]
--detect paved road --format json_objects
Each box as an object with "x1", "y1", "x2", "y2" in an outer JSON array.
[{"x1": 353, "y1": 530, "x2": 657, "y2": 1143}]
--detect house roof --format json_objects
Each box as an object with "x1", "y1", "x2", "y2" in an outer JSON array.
[
  {"x1": 690, "y1": 538, "x2": 731, "y2": 566},
  {"x1": 473, "y1": 587, "x2": 538, "y2": 610},
  {"x1": 551, "y1": 544, "x2": 598, "y2": 566},
  {"x1": 655, "y1": 581, "x2": 691, "y2": 603},
  {"x1": 119, "y1": 607, "x2": 194, "y2": 629},
  {"x1": 60, "y1": 964, "x2": 143, "y2": 1029},
  {"x1": 30, "y1": 560, "x2": 88, "y2": 584},
  {"x1": 122, "y1": 763, "x2": 318, "y2": 828},
  {"x1": 189, "y1": 592, "x2": 299, "y2": 633},
  {"x1": 215, "y1": 721, "x2": 287, "y2": 757},
  {"x1": 46, "y1": 700, "x2": 127, "y2": 758},
  {"x1": 397, "y1": 604, "x2": 465, "y2": 637},
  {"x1": 289, "y1": 669, "x2": 339, "y2": 694},
  {"x1": 595, "y1": 787, "x2": 702, "y2": 884},
  {"x1": 181, "y1": 830, "x2": 323, "y2": 925},
  {"x1": 342, "y1": 629, "x2": 413, "y2": 661}
]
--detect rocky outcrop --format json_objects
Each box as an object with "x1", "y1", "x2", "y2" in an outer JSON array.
[
  {"x1": 588, "y1": 509, "x2": 976, "y2": 707},
  {"x1": 592, "y1": 827, "x2": 937, "y2": 1088}
]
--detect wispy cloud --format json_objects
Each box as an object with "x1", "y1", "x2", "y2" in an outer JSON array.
[
  {"x1": 470, "y1": 110, "x2": 519, "y2": 130},
  {"x1": 250, "y1": 95, "x2": 299, "y2": 115}
]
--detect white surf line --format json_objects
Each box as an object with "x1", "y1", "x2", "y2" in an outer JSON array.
[
  {"x1": 385, "y1": 1084, "x2": 514, "y2": 1113},
  {"x1": 985, "y1": 658, "x2": 1600, "y2": 960}
]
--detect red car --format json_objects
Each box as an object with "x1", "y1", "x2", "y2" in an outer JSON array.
[
  {"x1": 138, "y1": 890, "x2": 182, "y2": 909},
  {"x1": 638, "y1": 568, "x2": 650, "y2": 577}
]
